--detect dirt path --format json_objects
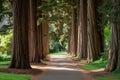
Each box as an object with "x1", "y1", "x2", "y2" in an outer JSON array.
[{"x1": 32, "y1": 55, "x2": 84, "y2": 80}]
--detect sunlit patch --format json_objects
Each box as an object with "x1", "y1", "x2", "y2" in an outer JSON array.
[
  {"x1": 50, "y1": 62, "x2": 77, "y2": 66},
  {"x1": 32, "y1": 65, "x2": 80, "y2": 71}
]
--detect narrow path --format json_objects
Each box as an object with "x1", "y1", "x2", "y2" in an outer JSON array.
[{"x1": 34, "y1": 55, "x2": 83, "y2": 80}]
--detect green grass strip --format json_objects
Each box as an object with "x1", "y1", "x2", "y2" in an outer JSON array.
[{"x1": 0, "y1": 72, "x2": 30, "y2": 80}]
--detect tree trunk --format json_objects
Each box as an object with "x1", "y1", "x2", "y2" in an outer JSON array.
[
  {"x1": 105, "y1": 24, "x2": 120, "y2": 72},
  {"x1": 87, "y1": 0, "x2": 100, "y2": 62},
  {"x1": 105, "y1": 0, "x2": 120, "y2": 72},
  {"x1": 42, "y1": 22, "x2": 49, "y2": 59},
  {"x1": 77, "y1": 0, "x2": 87, "y2": 59},
  {"x1": 70, "y1": 9, "x2": 78, "y2": 56},
  {"x1": 36, "y1": 0, "x2": 44, "y2": 60},
  {"x1": 29, "y1": 0, "x2": 42, "y2": 63},
  {"x1": 37, "y1": 24, "x2": 44, "y2": 60},
  {"x1": 95, "y1": 0, "x2": 104, "y2": 52},
  {"x1": 68, "y1": 0, "x2": 79, "y2": 56},
  {"x1": 9, "y1": 0, "x2": 31, "y2": 69}
]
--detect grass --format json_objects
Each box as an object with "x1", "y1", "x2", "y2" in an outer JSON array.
[
  {"x1": 0, "y1": 53, "x2": 11, "y2": 68},
  {"x1": 97, "y1": 70, "x2": 120, "y2": 80},
  {"x1": 0, "y1": 65, "x2": 8, "y2": 68},
  {"x1": 82, "y1": 58, "x2": 107, "y2": 70},
  {"x1": 0, "y1": 59, "x2": 30, "y2": 80},
  {"x1": 0, "y1": 61, "x2": 10, "y2": 65},
  {"x1": 0, "y1": 61, "x2": 30, "y2": 80},
  {"x1": 0, "y1": 53, "x2": 11, "y2": 61},
  {"x1": 0, "y1": 72, "x2": 30, "y2": 80},
  {"x1": 50, "y1": 51, "x2": 67, "y2": 55},
  {"x1": 0, "y1": 61, "x2": 10, "y2": 68}
]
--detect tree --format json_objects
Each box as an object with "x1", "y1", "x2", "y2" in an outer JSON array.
[
  {"x1": 87, "y1": 0, "x2": 100, "y2": 62},
  {"x1": 95, "y1": 0, "x2": 104, "y2": 52},
  {"x1": 42, "y1": 22, "x2": 49, "y2": 59},
  {"x1": 77, "y1": 0, "x2": 87, "y2": 59},
  {"x1": 105, "y1": 0, "x2": 120, "y2": 72},
  {"x1": 29, "y1": 0, "x2": 42, "y2": 63},
  {"x1": 68, "y1": 0, "x2": 79, "y2": 56},
  {"x1": 9, "y1": 0, "x2": 31, "y2": 69}
]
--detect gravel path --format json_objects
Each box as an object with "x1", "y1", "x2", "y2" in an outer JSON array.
[{"x1": 38, "y1": 55, "x2": 83, "y2": 80}]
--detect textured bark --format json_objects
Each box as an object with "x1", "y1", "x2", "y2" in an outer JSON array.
[
  {"x1": 29, "y1": 0, "x2": 42, "y2": 63},
  {"x1": 9, "y1": 0, "x2": 31, "y2": 69},
  {"x1": 37, "y1": 24, "x2": 43, "y2": 60},
  {"x1": 87, "y1": 0, "x2": 100, "y2": 62},
  {"x1": 42, "y1": 22, "x2": 49, "y2": 59},
  {"x1": 68, "y1": 29, "x2": 71, "y2": 54},
  {"x1": 105, "y1": 0, "x2": 120, "y2": 72},
  {"x1": 105, "y1": 24, "x2": 120, "y2": 72},
  {"x1": 70, "y1": 9, "x2": 78, "y2": 55},
  {"x1": 68, "y1": 0, "x2": 79, "y2": 56},
  {"x1": 36, "y1": 0, "x2": 44, "y2": 60},
  {"x1": 77, "y1": 0, "x2": 87, "y2": 59}
]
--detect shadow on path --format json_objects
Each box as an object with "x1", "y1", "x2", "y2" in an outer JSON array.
[{"x1": 32, "y1": 55, "x2": 83, "y2": 80}]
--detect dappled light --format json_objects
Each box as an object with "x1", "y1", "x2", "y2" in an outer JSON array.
[
  {"x1": 32, "y1": 65, "x2": 80, "y2": 71},
  {"x1": 32, "y1": 55, "x2": 80, "y2": 72},
  {"x1": 32, "y1": 54, "x2": 83, "y2": 80},
  {"x1": 0, "y1": 0, "x2": 120, "y2": 80}
]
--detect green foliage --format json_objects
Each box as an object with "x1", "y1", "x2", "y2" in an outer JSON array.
[
  {"x1": 0, "y1": 30, "x2": 12, "y2": 54},
  {"x1": 0, "y1": 65, "x2": 8, "y2": 68},
  {"x1": 98, "y1": 0, "x2": 120, "y2": 24},
  {"x1": 49, "y1": 22, "x2": 69, "y2": 51},
  {"x1": 0, "y1": 72, "x2": 30, "y2": 80},
  {"x1": 109, "y1": 0, "x2": 120, "y2": 23},
  {"x1": 0, "y1": 61, "x2": 10, "y2": 68},
  {"x1": 0, "y1": 0, "x2": 5, "y2": 20},
  {"x1": 104, "y1": 24, "x2": 110, "y2": 50},
  {"x1": 0, "y1": 53, "x2": 11, "y2": 61},
  {"x1": 0, "y1": 0, "x2": 12, "y2": 21},
  {"x1": 97, "y1": 70, "x2": 120, "y2": 80},
  {"x1": 97, "y1": 0, "x2": 112, "y2": 26},
  {"x1": 0, "y1": 61, "x2": 10, "y2": 65},
  {"x1": 82, "y1": 58, "x2": 107, "y2": 70},
  {"x1": 49, "y1": 40, "x2": 66, "y2": 53},
  {"x1": 40, "y1": 0, "x2": 73, "y2": 53},
  {"x1": 49, "y1": 41, "x2": 59, "y2": 53}
]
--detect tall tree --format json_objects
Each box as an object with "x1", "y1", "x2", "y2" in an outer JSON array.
[
  {"x1": 9, "y1": 0, "x2": 31, "y2": 69},
  {"x1": 87, "y1": 0, "x2": 100, "y2": 62},
  {"x1": 37, "y1": 0, "x2": 44, "y2": 60},
  {"x1": 29, "y1": 0, "x2": 42, "y2": 62},
  {"x1": 105, "y1": 0, "x2": 120, "y2": 72},
  {"x1": 68, "y1": 0, "x2": 79, "y2": 56},
  {"x1": 95, "y1": 0, "x2": 104, "y2": 52},
  {"x1": 42, "y1": 22, "x2": 49, "y2": 59},
  {"x1": 77, "y1": 0, "x2": 87, "y2": 59}
]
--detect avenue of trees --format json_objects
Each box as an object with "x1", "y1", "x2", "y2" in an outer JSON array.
[
  {"x1": 68, "y1": 0, "x2": 120, "y2": 72},
  {"x1": 0, "y1": 0, "x2": 120, "y2": 72}
]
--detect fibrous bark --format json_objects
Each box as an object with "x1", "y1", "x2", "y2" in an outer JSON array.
[
  {"x1": 87, "y1": 0, "x2": 100, "y2": 62},
  {"x1": 68, "y1": 0, "x2": 79, "y2": 56},
  {"x1": 29, "y1": 0, "x2": 42, "y2": 63},
  {"x1": 77, "y1": 0, "x2": 87, "y2": 59},
  {"x1": 105, "y1": 0, "x2": 120, "y2": 72},
  {"x1": 42, "y1": 22, "x2": 49, "y2": 59},
  {"x1": 9, "y1": 0, "x2": 31, "y2": 69}
]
